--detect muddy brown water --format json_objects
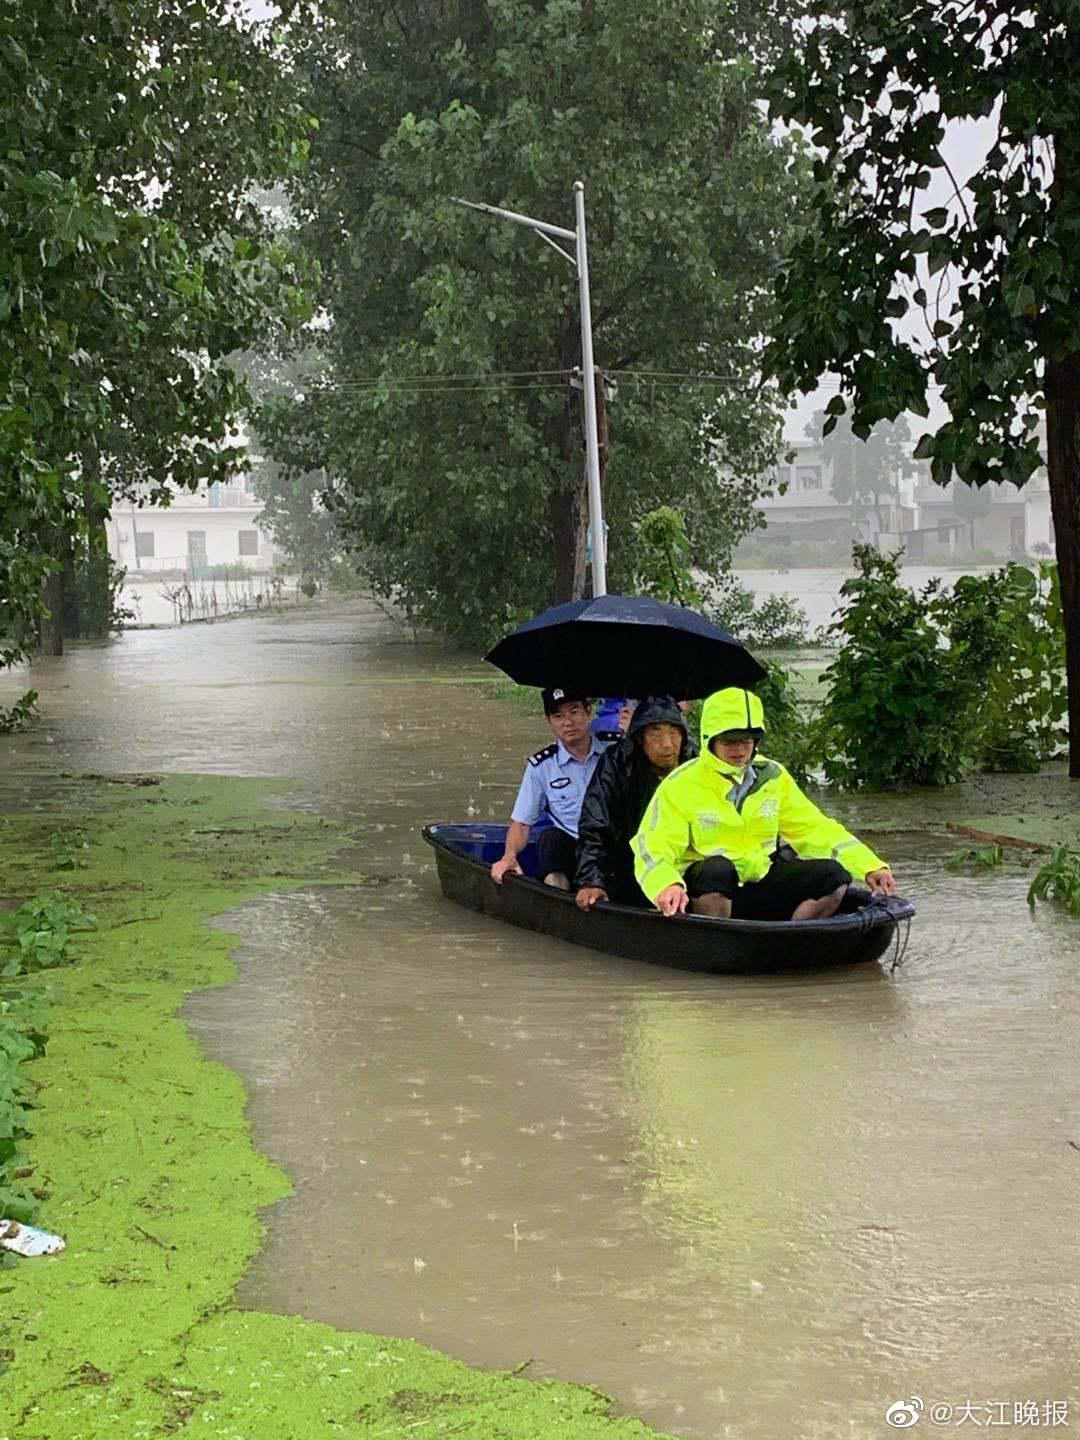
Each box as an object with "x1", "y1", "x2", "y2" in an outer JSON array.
[{"x1": 3, "y1": 599, "x2": 1079, "y2": 1439}]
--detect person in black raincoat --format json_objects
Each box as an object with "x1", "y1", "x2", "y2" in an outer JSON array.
[{"x1": 575, "y1": 696, "x2": 697, "y2": 910}]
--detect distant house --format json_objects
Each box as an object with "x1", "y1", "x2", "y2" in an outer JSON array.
[
  {"x1": 754, "y1": 438, "x2": 865, "y2": 543},
  {"x1": 754, "y1": 435, "x2": 1054, "y2": 558},
  {"x1": 898, "y1": 467, "x2": 1053, "y2": 559},
  {"x1": 108, "y1": 477, "x2": 281, "y2": 575}
]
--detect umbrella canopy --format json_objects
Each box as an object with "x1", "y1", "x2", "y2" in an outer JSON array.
[{"x1": 484, "y1": 593, "x2": 766, "y2": 699}]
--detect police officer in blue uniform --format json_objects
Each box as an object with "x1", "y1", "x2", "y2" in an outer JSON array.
[{"x1": 491, "y1": 688, "x2": 620, "y2": 890}]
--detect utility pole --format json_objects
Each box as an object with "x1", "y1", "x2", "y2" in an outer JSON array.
[
  {"x1": 595, "y1": 364, "x2": 608, "y2": 524},
  {"x1": 451, "y1": 182, "x2": 607, "y2": 596}
]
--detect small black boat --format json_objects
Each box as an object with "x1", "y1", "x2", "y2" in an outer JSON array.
[{"x1": 422, "y1": 822, "x2": 916, "y2": 975}]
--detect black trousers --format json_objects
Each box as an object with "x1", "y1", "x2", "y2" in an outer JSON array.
[
  {"x1": 605, "y1": 875, "x2": 650, "y2": 908},
  {"x1": 536, "y1": 825, "x2": 578, "y2": 879},
  {"x1": 683, "y1": 856, "x2": 851, "y2": 921}
]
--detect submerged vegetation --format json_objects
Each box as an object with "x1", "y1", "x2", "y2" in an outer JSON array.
[
  {"x1": 0, "y1": 986, "x2": 47, "y2": 1225},
  {"x1": 946, "y1": 844, "x2": 1005, "y2": 873},
  {"x1": 0, "y1": 889, "x2": 94, "y2": 1222},
  {"x1": 1, "y1": 891, "x2": 95, "y2": 976},
  {"x1": 0, "y1": 690, "x2": 38, "y2": 735},
  {"x1": 1027, "y1": 847, "x2": 1080, "y2": 919}
]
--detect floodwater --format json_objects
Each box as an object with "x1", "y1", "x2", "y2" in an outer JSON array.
[
  {"x1": 733, "y1": 565, "x2": 995, "y2": 634},
  {"x1": 2, "y1": 599, "x2": 1078, "y2": 1439},
  {"x1": 113, "y1": 564, "x2": 987, "y2": 633}
]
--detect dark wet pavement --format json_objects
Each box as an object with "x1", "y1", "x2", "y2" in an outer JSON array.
[{"x1": 3, "y1": 600, "x2": 1078, "y2": 1438}]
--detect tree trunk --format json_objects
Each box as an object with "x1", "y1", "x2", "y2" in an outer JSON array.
[
  {"x1": 1045, "y1": 349, "x2": 1080, "y2": 778},
  {"x1": 546, "y1": 351, "x2": 588, "y2": 603},
  {"x1": 60, "y1": 535, "x2": 81, "y2": 639},
  {"x1": 549, "y1": 466, "x2": 588, "y2": 604},
  {"x1": 38, "y1": 568, "x2": 64, "y2": 656}
]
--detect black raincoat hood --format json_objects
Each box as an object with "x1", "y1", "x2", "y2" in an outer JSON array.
[
  {"x1": 627, "y1": 695, "x2": 690, "y2": 744},
  {"x1": 574, "y1": 696, "x2": 697, "y2": 899}
]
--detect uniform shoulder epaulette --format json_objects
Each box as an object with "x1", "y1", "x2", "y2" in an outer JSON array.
[
  {"x1": 527, "y1": 742, "x2": 558, "y2": 766},
  {"x1": 594, "y1": 729, "x2": 623, "y2": 743}
]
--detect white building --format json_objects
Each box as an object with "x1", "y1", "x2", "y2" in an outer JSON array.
[
  {"x1": 755, "y1": 435, "x2": 1055, "y2": 558},
  {"x1": 108, "y1": 477, "x2": 280, "y2": 575},
  {"x1": 755, "y1": 439, "x2": 862, "y2": 542}
]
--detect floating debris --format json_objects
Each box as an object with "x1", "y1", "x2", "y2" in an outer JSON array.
[{"x1": 0, "y1": 1220, "x2": 66, "y2": 1257}]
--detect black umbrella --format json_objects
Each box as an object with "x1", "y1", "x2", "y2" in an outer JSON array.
[{"x1": 484, "y1": 593, "x2": 766, "y2": 699}]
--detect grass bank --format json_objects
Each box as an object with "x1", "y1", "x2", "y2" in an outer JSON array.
[{"x1": 0, "y1": 772, "x2": 666, "y2": 1440}]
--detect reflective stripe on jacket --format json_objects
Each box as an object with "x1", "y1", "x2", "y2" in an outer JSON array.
[{"x1": 631, "y1": 751, "x2": 885, "y2": 903}]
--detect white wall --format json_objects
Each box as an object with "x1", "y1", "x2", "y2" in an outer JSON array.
[{"x1": 110, "y1": 506, "x2": 277, "y2": 572}]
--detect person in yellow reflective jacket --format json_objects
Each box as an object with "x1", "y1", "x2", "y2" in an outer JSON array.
[{"x1": 632, "y1": 687, "x2": 897, "y2": 920}]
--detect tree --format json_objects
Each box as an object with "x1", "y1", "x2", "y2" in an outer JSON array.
[
  {"x1": 251, "y1": 454, "x2": 339, "y2": 586},
  {"x1": 238, "y1": 337, "x2": 343, "y2": 586},
  {"x1": 765, "y1": 2, "x2": 1080, "y2": 775},
  {"x1": 952, "y1": 479, "x2": 993, "y2": 551},
  {"x1": 806, "y1": 410, "x2": 916, "y2": 537},
  {"x1": 269, "y1": 0, "x2": 809, "y2": 647},
  {"x1": 0, "y1": 0, "x2": 315, "y2": 665}
]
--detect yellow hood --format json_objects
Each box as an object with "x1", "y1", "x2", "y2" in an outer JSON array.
[{"x1": 700, "y1": 688, "x2": 766, "y2": 751}]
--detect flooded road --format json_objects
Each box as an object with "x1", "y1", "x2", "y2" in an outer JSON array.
[{"x1": 3, "y1": 599, "x2": 1078, "y2": 1439}]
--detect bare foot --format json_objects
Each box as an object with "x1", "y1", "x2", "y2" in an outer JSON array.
[
  {"x1": 543, "y1": 871, "x2": 571, "y2": 891},
  {"x1": 792, "y1": 884, "x2": 848, "y2": 921},
  {"x1": 690, "y1": 893, "x2": 732, "y2": 919}
]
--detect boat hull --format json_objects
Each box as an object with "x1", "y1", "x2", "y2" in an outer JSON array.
[{"x1": 422, "y1": 823, "x2": 915, "y2": 975}]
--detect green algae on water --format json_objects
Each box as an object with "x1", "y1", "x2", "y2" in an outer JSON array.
[{"x1": 0, "y1": 773, "x2": 668, "y2": 1440}]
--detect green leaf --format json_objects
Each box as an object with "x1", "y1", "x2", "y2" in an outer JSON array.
[{"x1": 1006, "y1": 281, "x2": 1036, "y2": 317}]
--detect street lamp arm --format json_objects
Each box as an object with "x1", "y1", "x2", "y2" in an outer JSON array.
[
  {"x1": 450, "y1": 196, "x2": 576, "y2": 243},
  {"x1": 451, "y1": 184, "x2": 607, "y2": 597}
]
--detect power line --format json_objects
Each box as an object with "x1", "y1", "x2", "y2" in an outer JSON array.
[
  {"x1": 258, "y1": 379, "x2": 572, "y2": 399},
  {"x1": 255, "y1": 368, "x2": 948, "y2": 399},
  {"x1": 272, "y1": 367, "x2": 574, "y2": 388}
]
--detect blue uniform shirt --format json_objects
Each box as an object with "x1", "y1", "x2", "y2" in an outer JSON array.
[{"x1": 511, "y1": 735, "x2": 614, "y2": 839}]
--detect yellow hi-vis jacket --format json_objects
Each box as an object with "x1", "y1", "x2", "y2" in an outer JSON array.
[{"x1": 631, "y1": 688, "x2": 886, "y2": 904}]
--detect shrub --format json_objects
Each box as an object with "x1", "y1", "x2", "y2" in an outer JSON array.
[
  {"x1": 0, "y1": 891, "x2": 93, "y2": 1221},
  {"x1": 817, "y1": 546, "x2": 985, "y2": 788},
  {"x1": 0, "y1": 691, "x2": 38, "y2": 735},
  {"x1": 323, "y1": 557, "x2": 374, "y2": 595},
  {"x1": 948, "y1": 563, "x2": 1065, "y2": 770},
  {"x1": 817, "y1": 547, "x2": 1066, "y2": 788},
  {"x1": 708, "y1": 576, "x2": 812, "y2": 650}
]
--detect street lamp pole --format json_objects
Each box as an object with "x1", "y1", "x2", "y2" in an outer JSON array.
[{"x1": 451, "y1": 182, "x2": 607, "y2": 596}]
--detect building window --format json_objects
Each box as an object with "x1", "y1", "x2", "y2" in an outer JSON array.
[
  {"x1": 937, "y1": 525, "x2": 950, "y2": 542},
  {"x1": 796, "y1": 466, "x2": 823, "y2": 491},
  {"x1": 774, "y1": 465, "x2": 792, "y2": 492},
  {"x1": 238, "y1": 529, "x2": 259, "y2": 557},
  {"x1": 208, "y1": 482, "x2": 221, "y2": 508},
  {"x1": 134, "y1": 531, "x2": 155, "y2": 558}
]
